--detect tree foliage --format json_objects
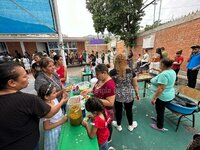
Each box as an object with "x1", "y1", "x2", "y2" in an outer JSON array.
[
  {"x1": 104, "y1": 36, "x2": 112, "y2": 44},
  {"x1": 144, "y1": 20, "x2": 162, "y2": 31},
  {"x1": 86, "y1": 0, "x2": 144, "y2": 48}
]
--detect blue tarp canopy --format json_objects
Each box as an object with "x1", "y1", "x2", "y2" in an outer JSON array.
[{"x1": 0, "y1": 0, "x2": 57, "y2": 34}]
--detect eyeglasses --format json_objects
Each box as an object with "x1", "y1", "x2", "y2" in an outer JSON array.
[{"x1": 45, "y1": 83, "x2": 52, "y2": 95}]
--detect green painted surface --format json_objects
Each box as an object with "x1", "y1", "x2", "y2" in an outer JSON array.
[
  {"x1": 108, "y1": 82, "x2": 200, "y2": 150},
  {"x1": 39, "y1": 77, "x2": 200, "y2": 150},
  {"x1": 57, "y1": 122, "x2": 98, "y2": 150},
  {"x1": 57, "y1": 90, "x2": 98, "y2": 150}
]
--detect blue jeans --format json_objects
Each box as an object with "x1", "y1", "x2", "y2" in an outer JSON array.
[
  {"x1": 99, "y1": 141, "x2": 108, "y2": 150},
  {"x1": 33, "y1": 143, "x2": 39, "y2": 150}
]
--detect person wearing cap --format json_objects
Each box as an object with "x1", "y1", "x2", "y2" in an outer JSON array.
[
  {"x1": 171, "y1": 50, "x2": 184, "y2": 84},
  {"x1": 187, "y1": 45, "x2": 200, "y2": 88}
]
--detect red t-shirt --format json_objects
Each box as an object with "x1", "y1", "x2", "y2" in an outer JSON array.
[
  {"x1": 91, "y1": 109, "x2": 111, "y2": 144},
  {"x1": 172, "y1": 56, "x2": 184, "y2": 69},
  {"x1": 93, "y1": 79, "x2": 116, "y2": 99},
  {"x1": 93, "y1": 79, "x2": 116, "y2": 120},
  {"x1": 56, "y1": 65, "x2": 65, "y2": 85}
]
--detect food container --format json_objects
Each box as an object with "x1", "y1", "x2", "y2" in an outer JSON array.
[
  {"x1": 90, "y1": 78, "x2": 98, "y2": 89},
  {"x1": 68, "y1": 96, "x2": 82, "y2": 126},
  {"x1": 76, "y1": 81, "x2": 91, "y2": 92},
  {"x1": 65, "y1": 85, "x2": 74, "y2": 92}
]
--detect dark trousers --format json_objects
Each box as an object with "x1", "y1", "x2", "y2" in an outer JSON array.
[
  {"x1": 187, "y1": 69, "x2": 199, "y2": 88},
  {"x1": 108, "y1": 123, "x2": 112, "y2": 141},
  {"x1": 173, "y1": 68, "x2": 180, "y2": 82},
  {"x1": 108, "y1": 57, "x2": 111, "y2": 64},
  {"x1": 102, "y1": 58, "x2": 105, "y2": 64},
  {"x1": 114, "y1": 101, "x2": 134, "y2": 125},
  {"x1": 155, "y1": 99, "x2": 170, "y2": 129}
]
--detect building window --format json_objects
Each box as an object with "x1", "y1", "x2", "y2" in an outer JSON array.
[
  {"x1": 68, "y1": 42, "x2": 77, "y2": 48},
  {"x1": 48, "y1": 42, "x2": 77, "y2": 53},
  {"x1": 48, "y1": 42, "x2": 58, "y2": 49}
]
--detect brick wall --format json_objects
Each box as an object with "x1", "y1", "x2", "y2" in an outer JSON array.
[
  {"x1": 6, "y1": 42, "x2": 22, "y2": 57},
  {"x1": 24, "y1": 42, "x2": 37, "y2": 56},
  {"x1": 77, "y1": 41, "x2": 85, "y2": 55},
  {"x1": 85, "y1": 44, "x2": 108, "y2": 54},
  {"x1": 116, "y1": 41, "x2": 125, "y2": 54},
  {"x1": 117, "y1": 12, "x2": 200, "y2": 71}
]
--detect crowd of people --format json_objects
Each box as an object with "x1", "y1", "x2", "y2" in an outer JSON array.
[
  {"x1": 135, "y1": 45, "x2": 200, "y2": 89},
  {"x1": 0, "y1": 45, "x2": 199, "y2": 150}
]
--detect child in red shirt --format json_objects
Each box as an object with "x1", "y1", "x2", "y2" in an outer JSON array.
[
  {"x1": 171, "y1": 50, "x2": 184, "y2": 83},
  {"x1": 82, "y1": 97, "x2": 111, "y2": 150}
]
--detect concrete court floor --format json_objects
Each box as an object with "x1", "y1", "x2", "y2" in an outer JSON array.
[{"x1": 22, "y1": 67, "x2": 200, "y2": 150}]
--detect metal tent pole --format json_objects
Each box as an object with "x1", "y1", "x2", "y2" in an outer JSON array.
[{"x1": 52, "y1": 0, "x2": 66, "y2": 67}]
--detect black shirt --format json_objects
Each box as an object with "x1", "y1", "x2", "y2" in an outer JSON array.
[{"x1": 0, "y1": 92, "x2": 51, "y2": 150}]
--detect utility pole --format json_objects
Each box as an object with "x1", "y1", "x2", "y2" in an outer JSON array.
[
  {"x1": 158, "y1": 0, "x2": 162, "y2": 21},
  {"x1": 153, "y1": 1, "x2": 157, "y2": 24},
  {"x1": 53, "y1": 0, "x2": 66, "y2": 67}
]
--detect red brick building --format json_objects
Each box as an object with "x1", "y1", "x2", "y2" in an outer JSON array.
[
  {"x1": 117, "y1": 11, "x2": 200, "y2": 72},
  {"x1": 0, "y1": 34, "x2": 86, "y2": 57}
]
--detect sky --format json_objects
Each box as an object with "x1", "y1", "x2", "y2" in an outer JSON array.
[{"x1": 57, "y1": 0, "x2": 200, "y2": 37}]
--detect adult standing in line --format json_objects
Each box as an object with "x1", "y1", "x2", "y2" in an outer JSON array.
[
  {"x1": 187, "y1": 45, "x2": 200, "y2": 88},
  {"x1": 81, "y1": 64, "x2": 116, "y2": 143},
  {"x1": 50, "y1": 50, "x2": 56, "y2": 59},
  {"x1": 171, "y1": 50, "x2": 184, "y2": 84},
  {"x1": 161, "y1": 47, "x2": 168, "y2": 58},
  {"x1": 0, "y1": 62, "x2": 68, "y2": 150},
  {"x1": 101, "y1": 52, "x2": 105, "y2": 64},
  {"x1": 22, "y1": 55, "x2": 31, "y2": 74},
  {"x1": 107, "y1": 50, "x2": 111, "y2": 64},
  {"x1": 83, "y1": 50, "x2": 87, "y2": 63},
  {"x1": 150, "y1": 58, "x2": 176, "y2": 131},
  {"x1": 141, "y1": 49, "x2": 150, "y2": 71},
  {"x1": 31, "y1": 52, "x2": 42, "y2": 78},
  {"x1": 149, "y1": 48, "x2": 163, "y2": 75},
  {"x1": 34, "y1": 57, "x2": 65, "y2": 112},
  {"x1": 53, "y1": 55, "x2": 67, "y2": 85},
  {"x1": 127, "y1": 49, "x2": 134, "y2": 69},
  {"x1": 110, "y1": 54, "x2": 140, "y2": 132},
  {"x1": 112, "y1": 48, "x2": 117, "y2": 63},
  {"x1": 95, "y1": 51, "x2": 99, "y2": 64}
]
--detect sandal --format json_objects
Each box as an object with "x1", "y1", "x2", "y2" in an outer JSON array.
[{"x1": 150, "y1": 124, "x2": 168, "y2": 132}]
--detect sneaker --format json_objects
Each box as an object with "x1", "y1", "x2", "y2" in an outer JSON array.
[
  {"x1": 108, "y1": 147, "x2": 116, "y2": 150},
  {"x1": 150, "y1": 116, "x2": 157, "y2": 122},
  {"x1": 112, "y1": 121, "x2": 122, "y2": 131},
  {"x1": 150, "y1": 124, "x2": 168, "y2": 132},
  {"x1": 108, "y1": 139, "x2": 112, "y2": 144},
  {"x1": 128, "y1": 121, "x2": 138, "y2": 131}
]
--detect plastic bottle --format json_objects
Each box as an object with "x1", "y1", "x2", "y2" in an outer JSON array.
[{"x1": 81, "y1": 100, "x2": 86, "y2": 118}]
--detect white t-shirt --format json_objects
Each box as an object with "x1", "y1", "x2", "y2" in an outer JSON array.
[
  {"x1": 91, "y1": 66, "x2": 96, "y2": 77},
  {"x1": 43, "y1": 99, "x2": 64, "y2": 124},
  {"x1": 141, "y1": 53, "x2": 150, "y2": 63}
]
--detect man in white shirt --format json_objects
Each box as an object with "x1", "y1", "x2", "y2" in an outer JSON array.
[{"x1": 141, "y1": 49, "x2": 150, "y2": 71}]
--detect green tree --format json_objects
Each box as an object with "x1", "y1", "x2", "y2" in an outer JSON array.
[
  {"x1": 104, "y1": 36, "x2": 112, "y2": 44},
  {"x1": 86, "y1": 0, "x2": 144, "y2": 49},
  {"x1": 144, "y1": 20, "x2": 162, "y2": 31}
]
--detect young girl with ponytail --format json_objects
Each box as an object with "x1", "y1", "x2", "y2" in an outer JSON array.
[{"x1": 82, "y1": 97, "x2": 111, "y2": 150}]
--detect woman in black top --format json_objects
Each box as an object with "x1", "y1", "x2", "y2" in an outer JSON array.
[{"x1": 0, "y1": 62, "x2": 67, "y2": 150}]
